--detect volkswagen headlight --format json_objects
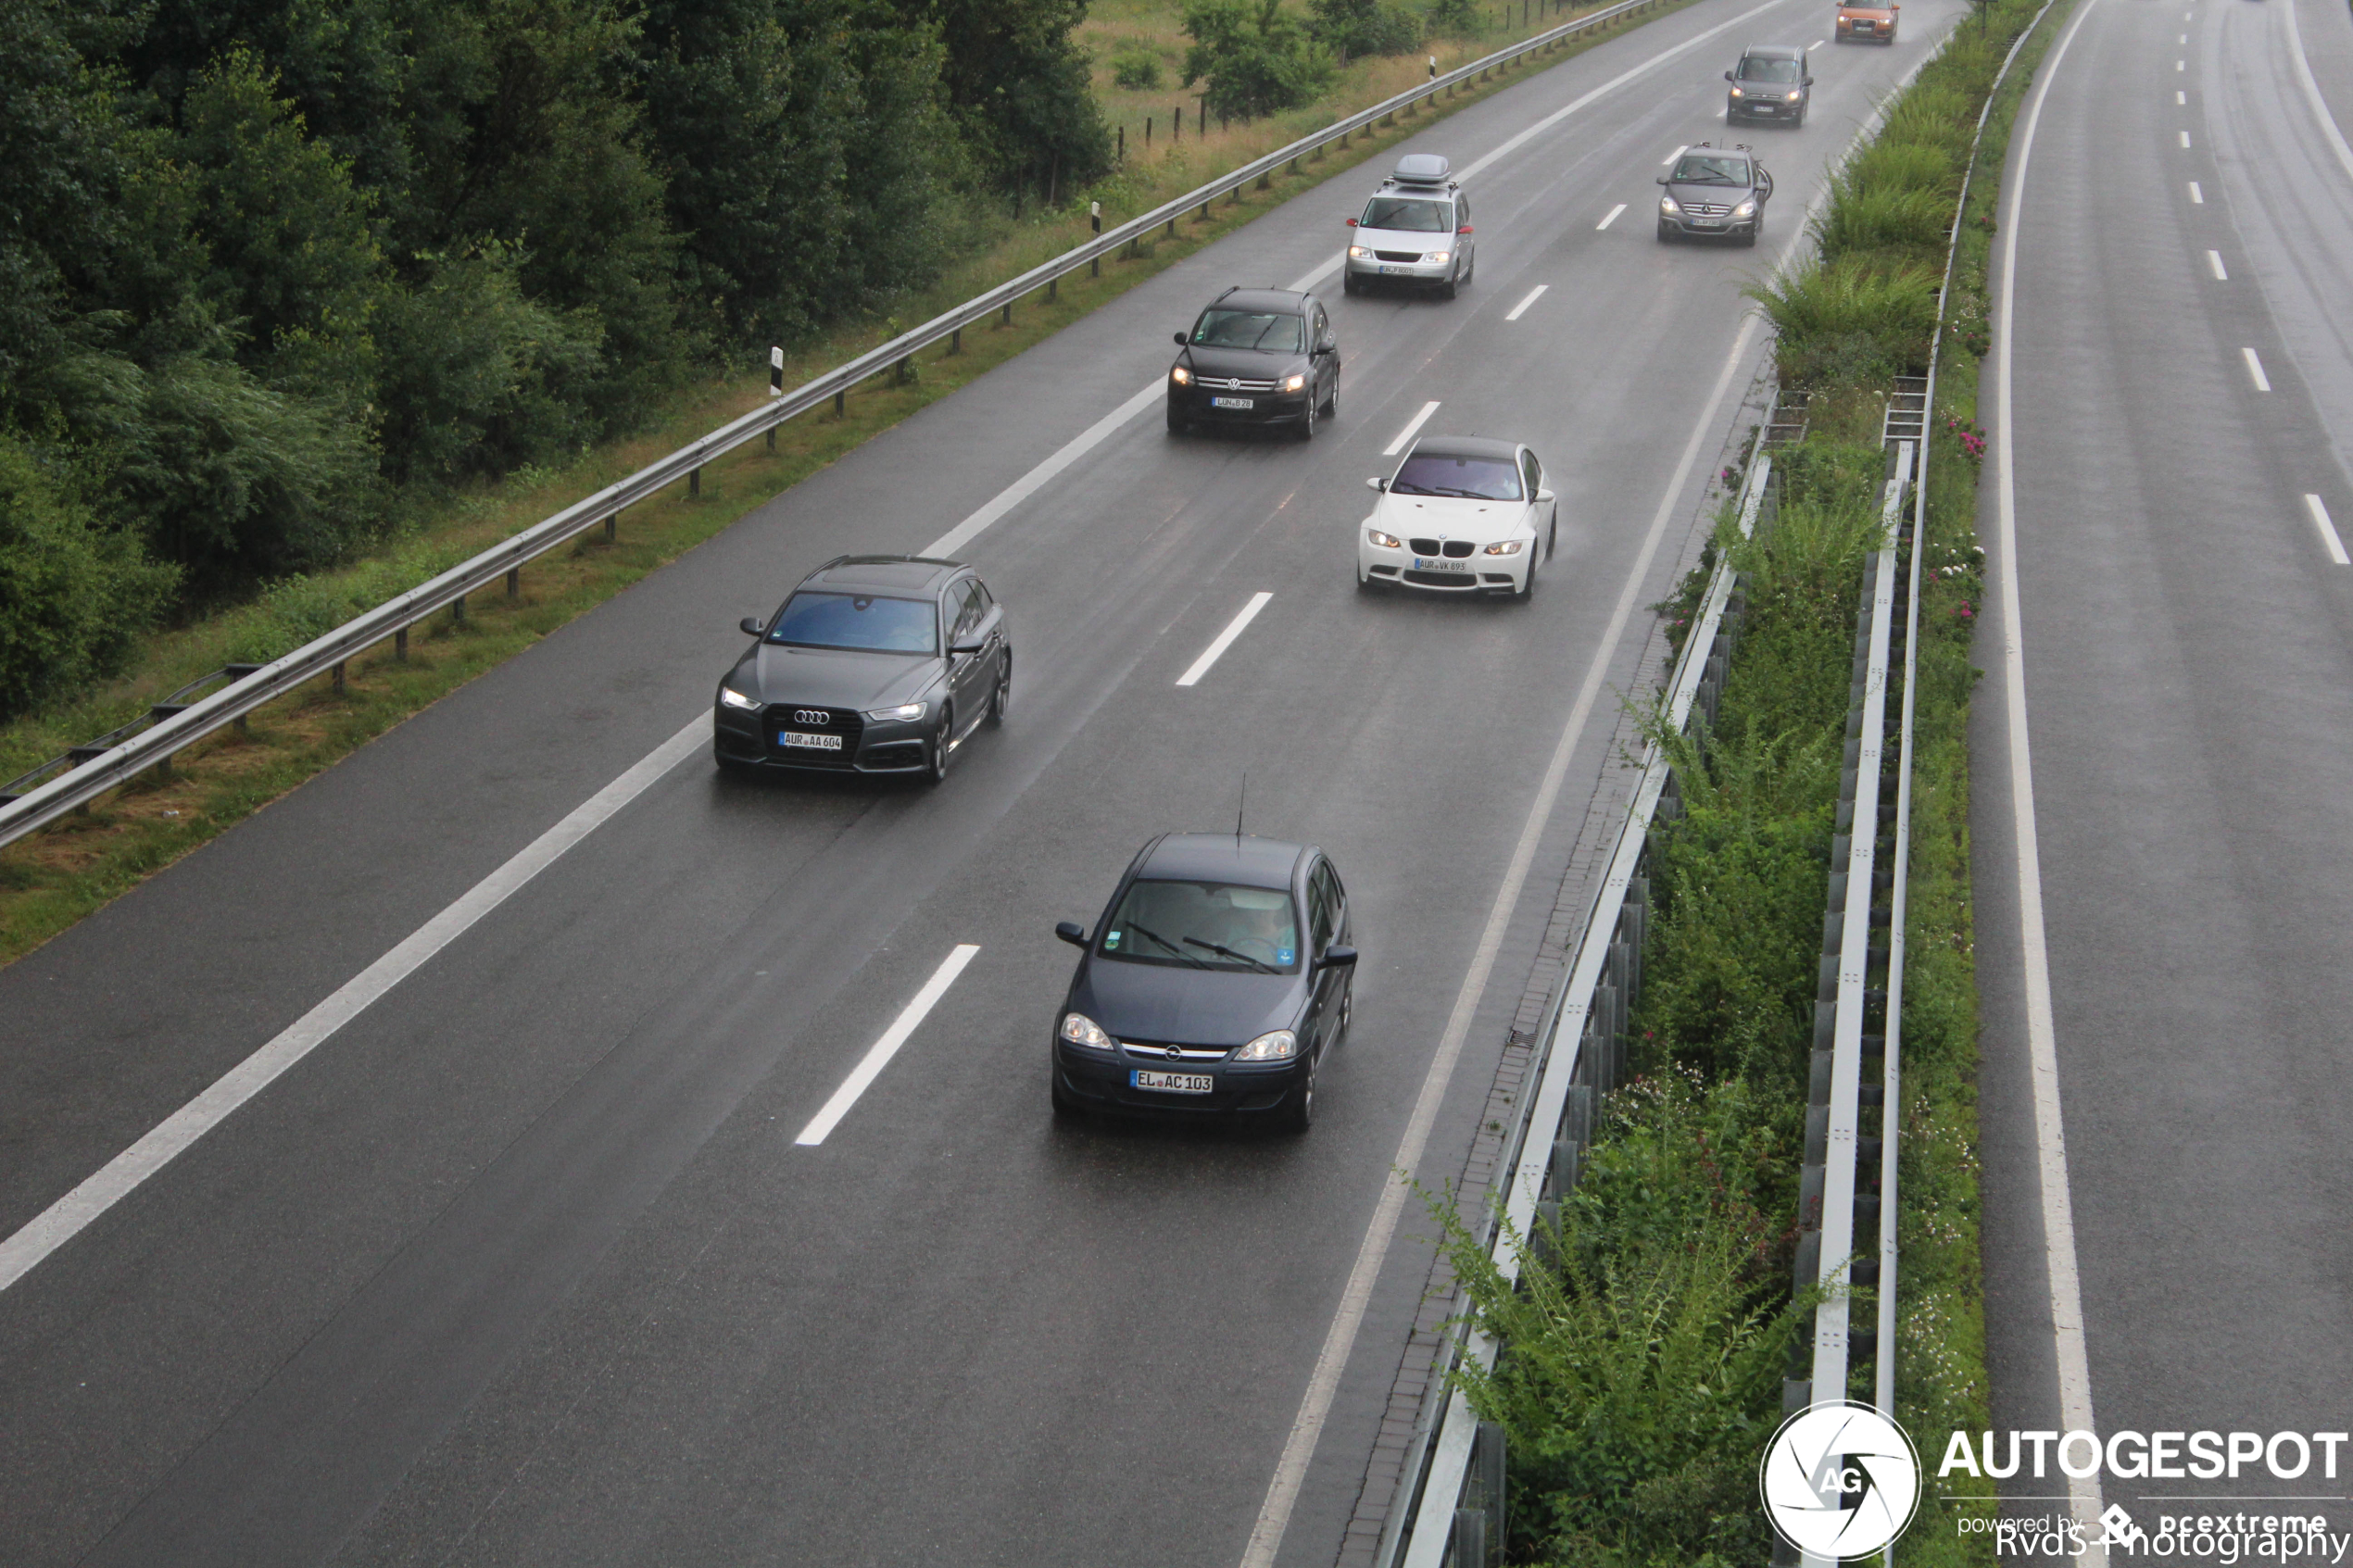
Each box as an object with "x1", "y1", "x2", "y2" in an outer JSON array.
[
  {"x1": 1729, "y1": 86, "x2": 1745, "y2": 98},
  {"x1": 1786, "y1": 89, "x2": 1804, "y2": 101},
  {"x1": 1733, "y1": 198, "x2": 1757, "y2": 219},
  {"x1": 1348, "y1": 245, "x2": 1372, "y2": 259},
  {"x1": 1233, "y1": 1029, "x2": 1297, "y2": 1061},
  {"x1": 1282, "y1": 373, "x2": 1306, "y2": 393},
  {"x1": 719, "y1": 685, "x2": 761, "y2": 710},
  {"x1": 1482, "y1": 539, "x2": 1526, "y2": 557},
  {"x1": 1426, "y1": 249, "x2": 1451, "y2": 264},
  {"x1": 1170, "y1": 365, "x2": 1192, "y2": 385},
  {"x1": 1059, "y1": 1012, "x2": 1117, "y2": 1051},
  {"x1": 1366, "y1": 528, "x2": 1403, "y2": 549},
  {"x1": 866, "y1": 701, "x2": 926, "y2": 721},
  {"x1": 1660, "y1": 194, "x2": 1680, "y2": 214}
]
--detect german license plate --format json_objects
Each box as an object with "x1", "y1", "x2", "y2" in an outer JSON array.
[
  {"x1": 1132, "y1": 1069, "x2": 1214, "y2": 1094},
  {"x1": 1379, "y1": 265, "x2": 1411, "y2": 275},
  {"x1": 780, "y1": 731, "x2": 842, "y2": 751},
  {"x1": 1692, "y1": 220, "x2": 1723, "y2": 228},
  {"x1": 1412, "y1": 557, "x2": 1468, "y2": 571},
  {"x1": 1210, "y1": 396, "x2": 1254, "y2": 409}
]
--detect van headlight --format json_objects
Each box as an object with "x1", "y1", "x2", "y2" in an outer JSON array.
[
  {"x1": 1786, "y1": 90, "x2": 1804, "y2": 101},
  {"x1": 1425, "y1": 249, "x2": 1451, "y2": 264},
  {"x1": 1283, "y1": 373, "x2": 1306, "y2": 392},
  {"x1": 719, "y1": 685, "x2": 761, "y2": 710},
  {"x1": 1059, "y1": 1013, "x2": 1117, "y2": 1050},
  {"x1": 1348, "y1": 245, "x2": 1372, "y2": 259},
  {"x1": 1733, "y1": 199, "x2": 1757, "y2": 219},
  {"x1": 1233, "y1": 1029, "x2": 1297, "y2": 1061},
  {"x1": 1729, "y1": 86, "x2": 1745, "y2": 98},
  {"x1": 1659, "y1": 194, "x2": 1680, "y2": 214},
  {"x1": 1170, "y1": 365, "x2": 1191, "y2": 385}
]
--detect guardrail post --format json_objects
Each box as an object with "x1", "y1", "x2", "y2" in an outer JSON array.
[
  {"x1": 835, "y1": 389, "x2": 847, "y2": 415},
  {"x1": 688, "y1": 466, "x2": 701, "y2": 499},
  {"x1": 1047, "y1": 277, "x2": 1057, "y2": 301},
  {"x1": 395, "y1": 627, "x2": 408, "y2": 662},
  {"x1": 605, "y1": 513, "x2": 616, "y2": 542},
  {"x1": 332, "y1": 661, "x2": 346, "y2": 692},
  {"x1": 452, "y1": 594, "x2": 466, "y2": 627},
  {"x1": 950, "y1": 327, "x2": 963, "y2": 354},
  {"x1": 507, "y1": 568, "x2": 519, "y2": 600},
  {"x1": 1091, "y1": 202, "x2": 1102, "y2": 277},
  {"x1": 1000, "y1": 302, "x2": 1012, "y2": 326}
]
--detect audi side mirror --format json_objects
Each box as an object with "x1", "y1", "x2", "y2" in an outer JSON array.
[
  {"x1": 1319, "y1": 945, "x2": 1358, "y2": 969},
  {"x1": 739, "y1": 616, "x2": 764, "y2": 636},
  {"x1": 1055, "y1": 921, "x2": 1088, "y2": 947},
  {"x1": 1366, "y1": 475, "x2": 1386, "y2": 491}
]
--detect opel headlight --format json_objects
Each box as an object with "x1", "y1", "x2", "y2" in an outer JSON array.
[
  {"x1": 1233, "y1": 1029, "x2": 1297, "y2": 1061},
  {"x1": 1283, "y1": 373, "x2": 1306, "y2": 393},
  {"x1": 1660, "y1": 194, "x2": 1680, "y2": 214},
  {"x1": 1482, "y1": 539, "x2": 1526, "y2": 557},
  {"x1": 866, "y1": 701, "x2": 926, "y2": 721},
  {"x1": 1367, "y1": 528, "x2": 1403, "y2": 548},
  {"x1": 1060, "y1": 1012, "x2": 1117, "y2": 1050},
  {"x1": 719, "y1": 685, "x2": 761, "y2": 710},
  {"x1": 1348, "y1": 245, "x2": 1372, "y2": 259},
  {"x1": 1426, "y1": 249, "x2": 1451, "y2": 264},
  {"x1": 1170, "y1": 365, "x2": 1191, "y2": 385},
  {"x1": 1733, "y1": 199, "x2": 1757, "y2": 219}
]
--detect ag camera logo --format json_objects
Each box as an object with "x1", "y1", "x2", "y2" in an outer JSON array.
[{"x1": 1760, "y1": 1401, "x2": 1923, "y2": 1560}]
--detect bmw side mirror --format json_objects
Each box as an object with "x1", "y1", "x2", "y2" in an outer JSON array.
[
  {"x1": 739, "y1": 616, "x2": 764, "y2": 636},
  {"x1": 1319, "y1": 945, "x2": 1358, "y2": 969},
  {"x1": 1365, "y1": 475, "x2": 1386, "y2": 491},
  {"x1": 1536, "y1": 487, "x2": 1555, "y2": 503},
  {"x1": 1346, "y1": 217, "x2": 1358, "y2": 226},
  {"x1": 1055, "y1": 921, "x2": 1088, "y2": 947},
  {"x1": 1173, "y1": 332, "x2": 1187, "y2": 345}
]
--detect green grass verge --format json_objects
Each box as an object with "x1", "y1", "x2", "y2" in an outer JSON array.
[{"x1": 0, "y1": 0, "x2": 1692, "y2": 967}]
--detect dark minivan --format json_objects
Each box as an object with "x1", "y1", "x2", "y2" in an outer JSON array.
[{"x1": 1051, "y1": 833, "x2": 1356, "y2": 1131}]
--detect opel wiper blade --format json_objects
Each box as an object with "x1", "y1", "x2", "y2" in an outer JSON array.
[
  {"x1": 1184, "y1": 936, "x2": 1279, "y2": 973},
  {"x1": 1130, "y1": 922, "x2": 1208, "y2": 967}
]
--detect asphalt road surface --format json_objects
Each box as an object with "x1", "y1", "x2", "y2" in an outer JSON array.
[
  {"x1": 0, "y1": 3, "x2": 1963, "y2": 1562},
  {"x1": 1976, "y1": 0, "x2": 2353, "y2": 1541}
]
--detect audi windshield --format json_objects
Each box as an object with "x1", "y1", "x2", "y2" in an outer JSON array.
[{"x1": 765, "y1": 592, "x2": 937, "y2": 654}]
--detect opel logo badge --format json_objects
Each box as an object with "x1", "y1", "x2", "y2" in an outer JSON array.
[
  {"x1": 1165, "y1": 1046, "x2": 1183, "y2": 1061},
  {"x1": 792, "y1": 709, "x2": 826, "y2": 725}
]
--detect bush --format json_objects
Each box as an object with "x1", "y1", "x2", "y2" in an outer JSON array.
[
  {"x1": 1182, "y1": 0, "x2": 1338, "y2": 119},
  {"x1": 1112, "y1": 48, "x2": 1164, "y2": 87},
  {"x1": 0, "y1": 437, "x2": 179, "y2": 721},
  {"x1": 1816, "y1": 185, "x2": 1957, "y2": 263},
  {"x1": 1746, "y1": 257, "x2": 1942, "y2": 385},
  {"x1": 1426, "y1": 0, "x2": 1486, "y2": 37},
  {"x1": 1309, "y1": 0, "x2": 1421, "y2": 56}
]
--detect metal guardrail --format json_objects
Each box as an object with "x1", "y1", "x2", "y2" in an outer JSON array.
[
  {"x1": 1378, "y1": 437, "x2": 1774, "y2": 1568},
  {"x1": 0, "y1": 0, "x2": 1676, "y2": 852}
]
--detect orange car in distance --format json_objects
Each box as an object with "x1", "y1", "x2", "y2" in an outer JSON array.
[{"x1": 1835, "y1": 0, "x2": 1898, "y2": 43}]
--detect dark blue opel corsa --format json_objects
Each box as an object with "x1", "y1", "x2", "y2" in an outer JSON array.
[{"x1": 1051, "y1": 834, "x2": 1356, "y2": 1132}]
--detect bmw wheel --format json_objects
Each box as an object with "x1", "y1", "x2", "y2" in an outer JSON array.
[
  {"x1": 989, "y1": 652, "x2": 1011, "y2": 723},
  {"x1": 927, "y1": 707, "x2": 954, "y2": 784}
]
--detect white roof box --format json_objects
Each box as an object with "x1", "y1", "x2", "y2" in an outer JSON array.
[{"x1": 1391, "y1": 153, "x2": 1453, "y2": 186}]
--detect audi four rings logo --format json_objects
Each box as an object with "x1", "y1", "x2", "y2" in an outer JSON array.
[{"x1": 792, "y1": 709, "x2": 828, "y2": 725}]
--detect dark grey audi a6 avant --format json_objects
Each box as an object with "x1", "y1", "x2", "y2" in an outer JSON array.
[{"x1": 713, "y1": 555, "x2": 1010, "y2": 783}]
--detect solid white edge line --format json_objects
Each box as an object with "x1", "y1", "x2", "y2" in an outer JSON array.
[
  {"x1": 1383, "y1": 400, "x2": 1441, "y2": 457},
  {"x1": 1994, "y1": 0, "x2": 2110, "y2": 1554},
  {"x1": 925, "y1": 382, "x2": 1164, "y2": 558},
  {"x1": 793, "y1": 945, "x2": 980, "y2": 1147},
  {"x1": 1597, "y1": 202, "x2": 1627, "y2": 230},
  {"x1": 0, "y1": 713, "x2": 712, "y2": 1295},
  {"x1": 2208, "y1": 249, "x2": 2229, "y2": 279},
  {"x1": 1504, "y1": 283, "x2": 1550, "y2": 320},
  {"x1": 2189, "y1": 179, "x2": 2204, "y2": 201},
  {"x1": 2307, "y1": 495, "x2": 2351, "y2": 563},
  {"x1": 2245, "y1": 345, "x2": 2273, "y2": 390},
  {"x1": 1176, "y1": 592, "x2": 1275, "y2": 687},
  {"x1": 2284, "y1": 0, "x2": 2353, "y2": 186}
]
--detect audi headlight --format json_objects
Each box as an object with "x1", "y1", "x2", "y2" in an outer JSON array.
[
  {"x1": 1660, "y1": 194, "x2": 1680, "y2": 214},
  {"x1": 1366, "y1": 528, "x2": 1403, "y2": 549},
  {"x1": 865, "y1": 701, "x2": 926, "y2": 721},
  {"x1": 1348, "y1": 245, "x2": 1372, "y2": 259},
  {"x1": 1282, "y1": 372, "x2": 1306, "y2": 393},
  {"x1": 719, "y1": 685, "x2": 761, "y2": 710},
  {"x1": 1482, "y1": 539, "x2": 1526, "y2": 557},
  {"x1": 1060, "y1": 1012, "x2": 1117, "y2": 1050},
  {"x1": 1426, "y1": 249, "x2": 1451, "y2": 264},
  {"x1": 1170, "y1": 365, "x2": 1191, "y2": 385},
  {"x1": 1233, "y1": 1029, "x2": 1297, "y2": 1061},
  {"x1": 1733, "y1": 199, "x2": 1757, "y2": 219}
]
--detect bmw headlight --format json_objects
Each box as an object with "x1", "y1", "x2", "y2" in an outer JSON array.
[
  {"x1": 1233, "y1": 1029, "x2": 1297, "y2": 1061},
  {"x1": 1660, "y1": 194, "x2": 1680, "y2": 214},
  {"x1": 1733, "y1": 199, "x2": 1757, "y2": 219},
  {"x1": 1170, "y1": 365, "x2": 1192, "y2": 385},
  {"x1": 1366, "y1": 528, "x2": 1403, "y2": 549},
  {"x1": 719, "y1": 685, "x2": 761, "y2": 710},
  {"x1": 1482, "y1": 539, "x2": 1526, "y2": 556},
  {"x1": 1348, "y1": 245, "x2": 1372, "y2": 259},
  {"x1": 865, "y1": 700, "x2": 926, "y2": 721},
  {"x1": 1059, "y1": 1012, "x2": 1117, "y2": 1050},
  {"x1": 1426, "y1": 249, "x2": 1451, "y2": 264},
  {"x1": 1283, "y1": 372, "x2": 1306, "y2": 393}
]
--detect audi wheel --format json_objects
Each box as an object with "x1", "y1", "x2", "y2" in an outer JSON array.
[
  {"x1": 927, "y1": 707, "x2": 954, "y2": 784},
  {"x1": 989, "y1": 653, "x2": 1011, "y2": 723}
]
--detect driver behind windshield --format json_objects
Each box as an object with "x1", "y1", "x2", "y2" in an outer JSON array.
[
  {"x1": 1670, "y1": 154, "x2": 1751, "y2": 185},
  {"x1": 1097, "y1": 881, "x2": 1302, "y2": 972},
  {"x1": 1738, "y1": 56, "x2": 1801, "y2": 82}
]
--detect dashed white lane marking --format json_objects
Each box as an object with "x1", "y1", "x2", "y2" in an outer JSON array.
[
  {"x1": 2245, "y1": 347, "x2": 2273, "y2": 391},
  {"x1": 2180, "y1": 130, "x2": 2193, "y2": 147},
  {"x1": 1505, "y1": 284, "x2": 1550, "y2": 320},
  {"x1": 926, "y1": 384, "x2": 1162, "y2": 557},
  {"x1": 1176, "y1": 592, "x2": 1274, "y2": 687},
  {"x1": 2189, "y1": 180, "x2": 2205, "y2": 202},
  {"x1": 2308, "y1": 496, "x2": 2351, "y2": 564},
  {"x1": 2178, "y1": 58, "x2": 2186, "y2": 70},
  {"x1": 2180, "y1": 31, "x2": 2188, "y2": 42},
  {"x1": 1383, "y1": 399, "x2": 1441, "y2": 456},
  {"x1": 1809, "y1": 38, "x2": 1825, "y2": 48},
  {"x1": 2177, "y1": 90, "x2": 2186, "y2": 104},
  {"x1": 2208, "y1": 250, "x2": 2229, "y2": 279},
  {"x1": 1598, "y1": 202, "x2": 1628, "y2": 230},
  {"x1": 1663, "y1": 143, "x2": 1689, "y2": 164},
  {"x1": 794, "y1": 946, "x2": 980, "y2": 1147}
]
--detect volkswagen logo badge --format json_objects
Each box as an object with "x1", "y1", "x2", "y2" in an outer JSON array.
[
  {"x1": 1164, "y1": 1045, "x2": 1183, "y2": 1061},
  {"x1": 792, "y1": 709, "x2": 827, "y2": 726}
]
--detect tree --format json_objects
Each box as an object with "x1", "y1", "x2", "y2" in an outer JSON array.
[
  {"x1": 918, "y1": 0, "x2": 1110, "y2": 201},
  {"x1": 1182, "y1": 0, "x2": 1335, "y2": 119}
]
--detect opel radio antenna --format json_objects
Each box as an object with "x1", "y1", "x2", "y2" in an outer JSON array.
[{"x1": 1235, "y1": 771, "x2": 1248, "y2": 844}]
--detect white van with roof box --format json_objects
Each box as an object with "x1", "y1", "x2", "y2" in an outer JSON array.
[{"x1": 1343, "y1": 155, "x2": 1476, "y2": 299}]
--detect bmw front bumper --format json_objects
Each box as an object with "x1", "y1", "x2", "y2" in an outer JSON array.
[{"x1": 1358, "y1": 537, "x2": 1529, "y2": 594}]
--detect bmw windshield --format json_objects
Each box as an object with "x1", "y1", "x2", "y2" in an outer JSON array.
[
  {"x1": 1390, "y1": 454, "x2": 1523, "y2": 500},
  {"x1": 1097, "y1": 880, "x2": 1302, "y2": 973},
  {"x1": 766, "y1": 592, "x2": 937, "y2": 654}
]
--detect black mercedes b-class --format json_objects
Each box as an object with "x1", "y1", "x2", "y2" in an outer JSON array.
[
  {"x1": 713, "y1": 555, "x2": 1010, "y2": 783},
  {"x1": 1050, "y1": 833, "x2": 1356, "y2": 1131}
]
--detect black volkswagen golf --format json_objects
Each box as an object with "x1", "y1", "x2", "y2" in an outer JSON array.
[
  {"x1": 1050, "y1": 833, "x2": 1356, "y2": 1131},
  {"x1": 712, "y1": 555, "x2": 1009, "y2": 783}
]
